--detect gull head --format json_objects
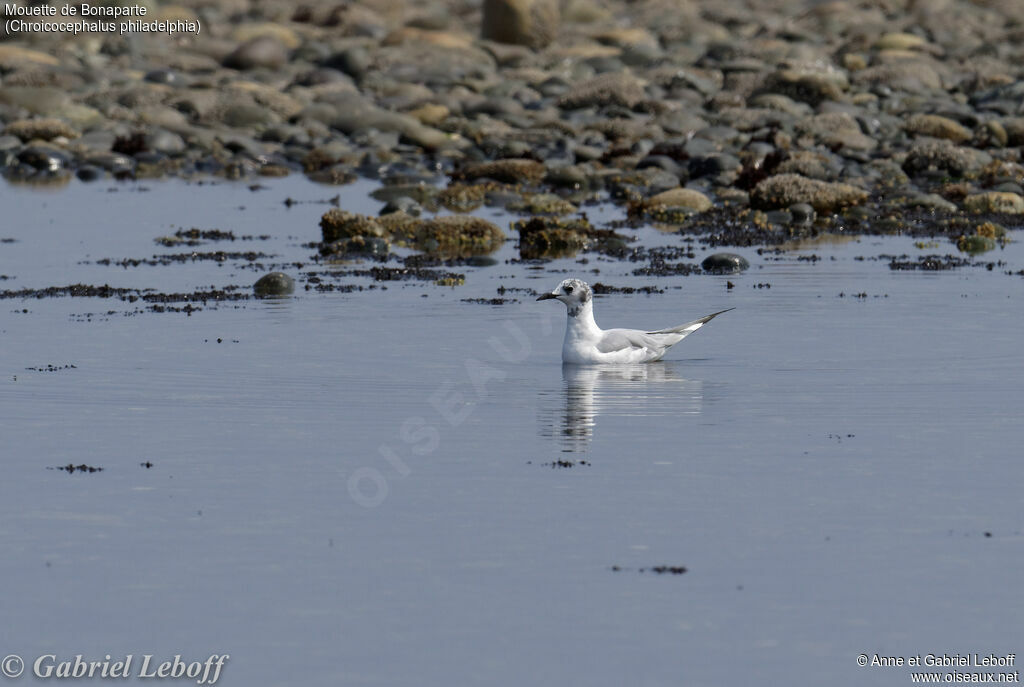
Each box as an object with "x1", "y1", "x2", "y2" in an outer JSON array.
[{"x1": 537, "y1": 278, "x2": 592, "y2": 316}]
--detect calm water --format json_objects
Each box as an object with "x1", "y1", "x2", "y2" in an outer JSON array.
[{"x1": 1, "y1": 177, "x2": 1021, "y2": 686}]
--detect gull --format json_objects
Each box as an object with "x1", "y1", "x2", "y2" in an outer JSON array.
[{"x1": 537, "y1": 279, "x2": 733, "y2": 364}]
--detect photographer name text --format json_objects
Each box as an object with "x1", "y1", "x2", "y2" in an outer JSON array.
[
  {"x1": 26, "y1": 654, "x2": 228, "y2": 684},
  {"x1": 865, "y1": 654, "x2": 1016, "y2": 668}
]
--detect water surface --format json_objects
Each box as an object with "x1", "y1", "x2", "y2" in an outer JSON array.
[{"x1": 1, "y1": 178, "x2": 1021, "y2": 686}]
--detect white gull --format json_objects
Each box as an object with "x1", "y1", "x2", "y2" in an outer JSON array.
[{"x1": 537, "y1": 278, "x2": 733, "y2": 364}]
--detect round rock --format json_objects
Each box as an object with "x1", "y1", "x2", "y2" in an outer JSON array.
[
  {"x1": 75, "y1": 165, "x2": 104, "y2": 182},
  {"x1": 645, "y1": 187, "x2": 712, "y2": 212},
  {"x1": 751, "y1": 174, "x2": 868, "y2": 213},
  {"x1": 144, "y1": 69, "x2": 179, "y2": 85},
  {"x1": 381, "y1": 196, "x2": 423, "y2": 217},
  {"x1": 789, "y1": 203, "x2": 816, "y2": 225},
  {"x1": 701, "y1": 253, "x2": 750, "y2": 274},
  {"x1": 963, "y1": 192, "x2": 1024, "y2": 214},
  {"x1": 146, "y1": 129, "x2": 186, "y2": 155},
  {"x1": 224, "y1": 36, "x2": 289, "y2": 71},
  {"x1": 323, "y1": 236, "x2": 390, "y2": 257},
  {"x1": 17, "y1": 146, "x2": 69, "y2": 172},
  {"x1": 253, "y1": 272, "x2": 295, "y2": 296},
  {"x1": 482, "y1": 0, "x2": 559, "y2": 50}
]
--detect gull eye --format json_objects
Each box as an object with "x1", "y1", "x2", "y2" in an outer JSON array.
[{"x1": 564, "y1": 286, "x2": 573, "y2": 294}]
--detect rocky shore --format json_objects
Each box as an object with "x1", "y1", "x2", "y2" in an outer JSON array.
[{"x1": 2, "y1": 0, "x2": 1023, "y2": 255}]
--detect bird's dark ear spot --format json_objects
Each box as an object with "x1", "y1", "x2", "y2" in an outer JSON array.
[{"x1": 581, "y1": 288, "x2": 591, "y2": 303}]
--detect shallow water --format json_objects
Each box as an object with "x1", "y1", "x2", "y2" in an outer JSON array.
[{"x1": 1, "y1": 177, "x2": 1022, "y2": 686}]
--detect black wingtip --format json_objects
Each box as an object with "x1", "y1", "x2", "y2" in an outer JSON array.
[{"x1": 701, "y1": 307, "x2": 735, "y2": 322}]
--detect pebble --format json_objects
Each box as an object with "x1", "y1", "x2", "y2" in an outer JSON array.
[
  {"x1": 320, "y1": 210, "x2": 387, "y2": 242},
  {"x1": 253, "y1": 272, "x2": 295, "y2": 296},
  {"x1": 0, "y1": 0, "x2": 1021, "y2": 249},
  {"x1": 4, "y1": 118, "x2": 79, "y2": 141},
  {"x1": 558, "y1": 71, "x2": 646, "y2": 110},
  {"x1": 324, "y1": 93, "x2": 458, "y2": 151},
  {"x1": 223, "y1": 36, "x2": 290, "y2": 71},
  {"x1": 144, "y1": 69, "x2": 180, "y2": 85},
  {"x1": 796, "y1": 112, "x2": 877, "y2": 151},
  {"x1": 221, "y1": 103, "x2": 280, "y2": 129},
  {"x1": 482, "y1": 0, "x2": 559, "y2": 50},
  {"x1": 75, "y1": 165, "x2": 104, "y2": 182},
  {"x1": 1002, "y1": 118, "x2": 1024, "y2": 146},
  {"x1": 322, "y1": 236, "x2": 390, "y2": 258},
  {"x1": 963, "y1": 192, "x2": 1024, "y2": 215},
  {"x1": 956, "y1": 235, "x2": 995, "y2": 255},
  {"x1": 689, "y1": 153, "x2": 740, "y2": 178},
  {"x1": 17, "y1": 145, "x2": 69, "y2": 172},
  {"x1": 147, "y1": 130, "x2": 186, "y2": 155},
  {"x1": 905, "y1": 193, "x2": 958, "y2": 214},
  {"x1": 902, "y1": 139, "x2": 990, "y2": 176},
  {"x1": 751, "y1": 174, "x2": 868, "y2": 213},
  {"x1": 701, "y1": 253, "x2": 750, "y2": 274},
  {"x1": 873, "y1": 33, "x2": 929, "y2": 52},
  {"x1": 459, "y1": 159, "x2": 545, "y2": 185},
  {"x1": 904, "y1": 114, "x2": 971, "y2": 143},
  {"x1": 380, "y1": 197, "x2": 424, "y2": 217},
  {"x1": 789, "y1": 203, "x2": 816, "y2": 225},
  {"x1": 757, "y1": 69, "x2": 845, "y2": 106},
  {"x1": 645, "y1": 188, "x2": 712, "y2": 213},
  {"x1": 0, "y1": 134, "x2": 22, "y2": 152},
  {"x1": 416, "y1": 215, "x2": 506, "y2": 257}
]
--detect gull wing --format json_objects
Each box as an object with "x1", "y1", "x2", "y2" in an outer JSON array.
[
  {"x1": 646, "y1": 308, "x2": 735, "y2": 337},
  {"x1": 595, "y1": 328, "x2": 664, "y2": 354},
  {"x1": 591, "y1": 308, "x2": 734, "y2": 363}
]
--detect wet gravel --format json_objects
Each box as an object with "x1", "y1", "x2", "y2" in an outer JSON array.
[
  {"x1": 0, "y1": 0, "x2": 1021, "y2": 235},
  {"x1": 2, "y1": 0, "x2": 1023, "y2": 302}
]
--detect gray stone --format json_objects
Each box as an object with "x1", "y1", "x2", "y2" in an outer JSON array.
[
  {"x1": 904, "y1": 193, "x2": 958, "y2": 213},
  {"x1": 482, "y1": 0, "x2": 559, "y2": 50},
  {"x1": 751, "y1": 174, "x2": 868, "y2": 213},
  {"x1": 324, "y1": 47, "x2": 370, "y2": 80},
  {"x1": 0, "y1": 134, "x2": 22, "y2": 151},
  {"x1": 147, "y1": 129, "x2": 186, "y2": 155},
  {"x1": 17, "y1": 145, "x2": 69, "y2": 172},
  {"x1": 253, "y1": 272, "x2": 295, "y2": 296},
  {"x1": 224, "y1": 36, "x2": 289, "y2": 71},
  {"x1": 381, "y1": 196, "x2": 423, "y2": 217},
  {"x1": 322, "y1": 236, "x2": 390, "y2": 257},
  {"x1": 322, "y1": 94, "x2": 462, "y2": 151},
  {"x1": 85, "y1": 152, "x2": 134, "y2": 172},
  {"x1": 221, "y1": 103, "x2": 279, "y2": 129},
  {"x1": 689, "y1": 153, "x2": 740, "y2": 178},
  {"x1": 902, "y1": 139, "x2": 991, "y2": 176},
  {"x1": 558, "y1": 71, "x2": 645, "y2": 110},
  {"x1": 702, "y1": 253, "x2": 750, "y2": 274},
  {"x1": 75, "y1": 165, "x2": 104, "y2": 182},
  {"x1": 756, "y1": 69, "x2": 845, "y2": 106},
  {"x1": 144, "y1": 69, "x2": 180, "y2": 85},
  {"x1": 789, "y1": 203, "x2": 816, "y2": 225}
]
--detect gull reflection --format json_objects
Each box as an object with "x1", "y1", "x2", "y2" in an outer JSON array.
[{"x1": 541, "y1": 362, "x2": 705, "y2": 452}]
